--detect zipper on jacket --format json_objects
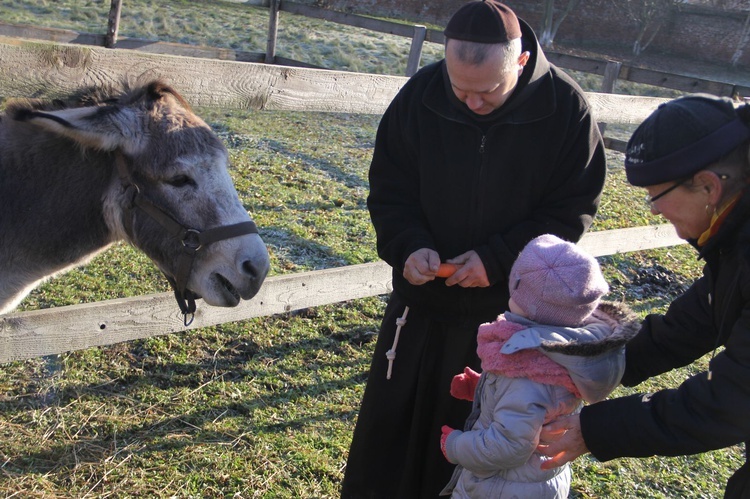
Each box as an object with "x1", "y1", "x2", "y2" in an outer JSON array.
[
  {"x1": 457, "y1": 132, "x2": 489, "y2": 318},
  {"x1": 466, "y1": 133, "x2": 488, "y2": 267},
  {"x1": 471, "y1": 134, "x2": 487, "y2": 224},
  {"x1": 707, "y1": 268, "x2": 741, "y2": 380}
]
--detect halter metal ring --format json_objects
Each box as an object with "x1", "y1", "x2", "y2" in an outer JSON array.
[{"x1": 182, "y1": 229, "x2": 203, "y2": 251}]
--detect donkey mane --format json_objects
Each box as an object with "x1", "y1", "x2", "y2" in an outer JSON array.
[{"x1": 6, "y1": 79, "x2": 190, "y2": 116}]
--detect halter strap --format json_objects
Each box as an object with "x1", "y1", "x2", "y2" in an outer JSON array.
[{"x1": 116, "y1": 153, "x2": 259, "y2": 325}]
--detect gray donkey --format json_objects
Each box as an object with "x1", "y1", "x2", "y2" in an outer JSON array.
[{"x1": 0, "y1": 80, "x2": 269, "y2": 320}]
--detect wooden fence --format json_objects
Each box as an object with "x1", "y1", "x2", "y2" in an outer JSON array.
[
  {"x1": 0, "y1": 0, "x2": 747, "y2": 99},
  {"x1": 0, "y1": 0, "x2": 744, "y2": 362},
  {"x1": 0, "y1": 1, "x2": 717, "y2": 364},
  {"x1": 0, "y1": 37, "x2": 686, "y2": 364},
  {"x1": 269, "y1": 1, "x2": 750, "y2": 99}
]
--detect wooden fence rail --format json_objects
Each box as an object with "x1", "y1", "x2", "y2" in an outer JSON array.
[
  {"x1": 0, "y1": 38, "x2": 670, "y2": 121},
  {"x1": 0, "y1": 225, "x2": 684, "y2": 364}
]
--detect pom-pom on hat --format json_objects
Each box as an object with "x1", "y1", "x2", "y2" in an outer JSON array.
[
  {"x1": 509, "y1": 234, "x2": 608, "y2": 326},
  {"x1": 444, "y1": 0, "x2": 522, "y2": 44},
  {"x1": 625, "y1": 94, "x2": 750, "y2": 187}
]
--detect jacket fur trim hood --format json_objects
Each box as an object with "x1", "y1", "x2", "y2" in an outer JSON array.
[{"x1": 483, "y1": 301, "x2": 641, "y2": 403}]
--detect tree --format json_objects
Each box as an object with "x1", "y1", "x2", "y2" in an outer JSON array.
[
  {"x1": 538, "y1": 0, "x2": 583, "y2": 48},
  {"x1": 613, "y1": 0, "x2": 677, "y2": 55},
  {"x1": 733, "y1": 11, "x2": 750, "y2": 66}
]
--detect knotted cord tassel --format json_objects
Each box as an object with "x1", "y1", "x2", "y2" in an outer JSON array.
[{"x1": 386, "y1": 306, "x2": 409, "y2": 380}]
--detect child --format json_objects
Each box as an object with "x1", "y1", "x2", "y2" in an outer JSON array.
[{"x1": 439, "y1": 234, "x2": 640, "y2": 498}]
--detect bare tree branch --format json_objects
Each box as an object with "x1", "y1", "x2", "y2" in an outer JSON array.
[
  {"x1": 612, "y1": 0, "x2": 676, "y2": 55},
  {"x1": 539, "y1": 0, "x2": 584, "y2": 48},
  {"x1": 732, "y1": 11, "x2": 750, "y2": 66}
]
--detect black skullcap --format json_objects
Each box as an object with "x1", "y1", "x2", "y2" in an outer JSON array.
[
  {"x1": 444, "y1": 0, "x2": 522, "y2": 43},
  {"x1": 625, "y1": 94, "x2": 750, "y2": 187}
]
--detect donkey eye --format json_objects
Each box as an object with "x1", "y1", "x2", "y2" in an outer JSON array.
[{"x1": 167, "y1": 175, "x2": 196, "y2": 188}]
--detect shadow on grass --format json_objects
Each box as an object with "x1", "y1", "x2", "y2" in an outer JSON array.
[
  {"x1": 258, "y1": 137, "x2": 370, "y2": 191},
  {"x1": 259, "y1": 224, "x2": 357, "y2": 269},
  {"x1": 0, "y1": 322, "x2": 378, "y2": 476}
]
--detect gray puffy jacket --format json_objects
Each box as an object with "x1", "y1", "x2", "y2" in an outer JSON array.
[{"x1": 441, "y1": 302, "x2": 640, "y2": 498}]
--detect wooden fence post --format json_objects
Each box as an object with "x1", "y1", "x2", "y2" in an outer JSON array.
[
  {"x1": 105, "y1": 0, "x2": 123, "y2": 48},
  {"x1": 406, "y1": 25, "x2": 426, "y2": 77},
  {"x1": 598, "y1": 60, "x2": 622, "y2": 135},
  {"x1": 601, "y1": 60, "x2": 622, "y2": 93},
  {"x1": 266, "y1": 0, "x2": 280, "y2": 64}
]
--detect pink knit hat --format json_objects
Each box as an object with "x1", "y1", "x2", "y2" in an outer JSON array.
[{"x1": 509, "y1": 234, "x2": 608, "y2": 326}]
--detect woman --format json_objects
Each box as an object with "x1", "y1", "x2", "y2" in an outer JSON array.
[{"x1": 537, "y1": 93, "x2": 750, "y2": 498}]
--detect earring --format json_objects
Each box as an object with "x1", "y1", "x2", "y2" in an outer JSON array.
[{"x1": 706, "y1": 204, "x2": 716, "y2": 216}]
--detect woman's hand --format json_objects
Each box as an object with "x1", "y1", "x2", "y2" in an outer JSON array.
[{"x1": 536, "y1": 414, "x2": 589, "y2": 470}]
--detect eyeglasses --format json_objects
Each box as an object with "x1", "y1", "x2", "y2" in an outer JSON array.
[
  {"x1": 644, "y1": 180, "x2": 687, "y2": 210},
  {"x1": 644, "y1": 173, "x2": 730, "y2": 211}
]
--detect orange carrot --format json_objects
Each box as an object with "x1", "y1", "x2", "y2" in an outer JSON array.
[{"x1": 436, "y1": 263, "x2": 459, "y2": 278}]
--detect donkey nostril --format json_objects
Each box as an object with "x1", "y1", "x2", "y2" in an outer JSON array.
[{"x1": 242, "y1": 260, "x2": 263, "y2": 279}]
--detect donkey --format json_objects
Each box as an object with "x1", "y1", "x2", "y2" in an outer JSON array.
[{"x1": 0, "y1": 79, "x2": 270, "y2": 321}]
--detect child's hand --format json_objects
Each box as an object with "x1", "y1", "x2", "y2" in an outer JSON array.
[
  {"x1": 450, "y1": 366, "x2": 481, "y2": 401},
  {"x1": 440, "y1": 425, "x2": 456, "y2": 462}
]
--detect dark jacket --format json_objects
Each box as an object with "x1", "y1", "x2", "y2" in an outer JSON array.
[
  {"x1": 580, "y1": 188, "x2": 750, "y2": 498},
  {"x1": 367, "y1": 20, "x2": 606, "y2": 320}
]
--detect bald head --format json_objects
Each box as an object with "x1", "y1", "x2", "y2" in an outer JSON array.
[{"x1": 445, "y1": 38, "x2": 522, "y2": 74}]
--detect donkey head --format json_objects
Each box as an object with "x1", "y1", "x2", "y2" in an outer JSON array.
[{"x1": 18, "y1": 80, "x2": 270, "y2": 310}]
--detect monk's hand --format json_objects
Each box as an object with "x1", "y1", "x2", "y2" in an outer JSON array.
[
  {"x1": 536, "y1": 414, "x2": 588, "y2": 470},
  {"x1": 403, "y1": 248, "x2": 441, "y2": 285},
  {"x1": 444, "y1": 251, "x2": 489, "y2": 288}
]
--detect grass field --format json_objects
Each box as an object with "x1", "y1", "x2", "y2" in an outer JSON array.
[{"x1": 0, "y1": 0, "x2": 744, "y2": 497}]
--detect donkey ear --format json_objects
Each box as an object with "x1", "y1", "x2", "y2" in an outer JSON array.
[{"x1": 14, "y1": 105, "x2": 145, "y2": 154}]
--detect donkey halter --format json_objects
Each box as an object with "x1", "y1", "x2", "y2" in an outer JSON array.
[{"x1": 116, "y1": 153, "x2": 258, "y2": 326}]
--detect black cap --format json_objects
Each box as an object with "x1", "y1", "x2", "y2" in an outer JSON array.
[
  {"x1": 444, "y1": 1, "x2": 522, "y2": 44},
  {"x1": 625, "y1": 94, "x2": 750, "y2": 187}
]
